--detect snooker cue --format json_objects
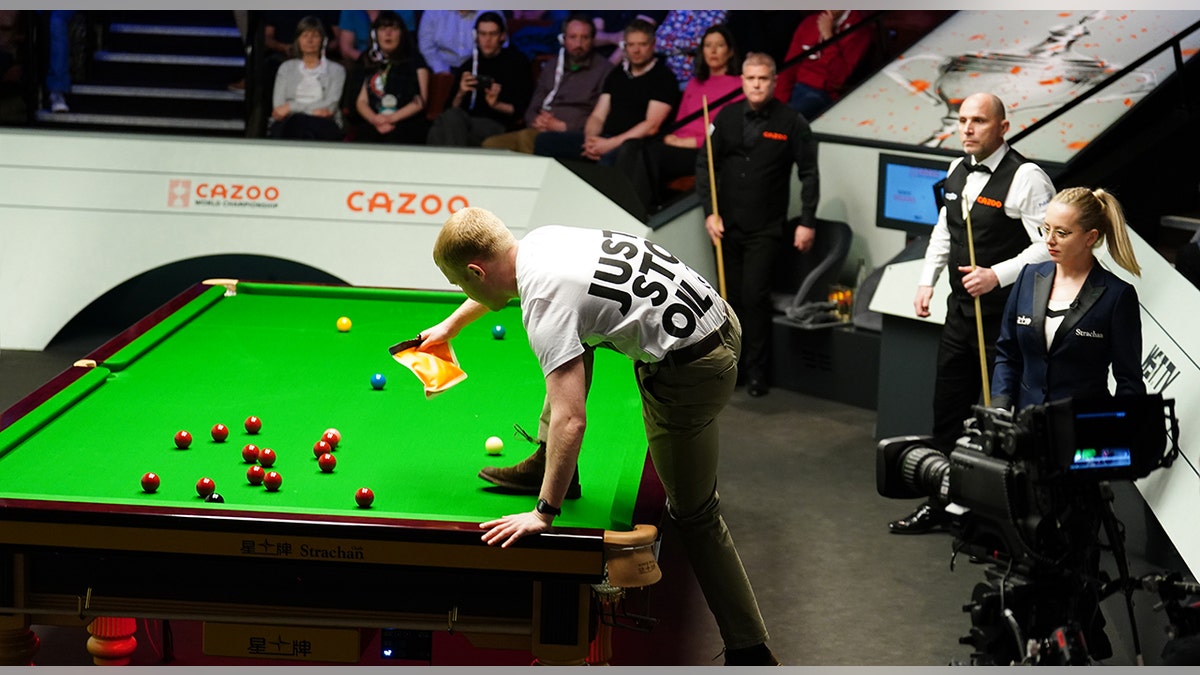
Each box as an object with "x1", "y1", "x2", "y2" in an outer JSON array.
[
  {"x1": 962, "y1": 197, "x2": 992, "y2": 407},
  {"x1": 701, "y1": 95, "x2": 727, "y2": 300}
]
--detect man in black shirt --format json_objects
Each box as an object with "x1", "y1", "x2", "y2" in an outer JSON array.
[
  {"x1": 427, "y1": 12, "x2": 533, "y2": 147},
  {"x1": 695, "y1": 52, "x2": 820, "y2": 397}
]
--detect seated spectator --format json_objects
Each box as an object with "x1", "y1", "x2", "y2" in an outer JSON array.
[
  {"x1": 775, "y1": 10, "x2": 872, "y2": 120},
  {"x1": 338, "y1": 8, "x2": 415, "y2": 65},
  {"x1": 508, "y1": 10, "x2": 569, "y2": 60},
  {"x1": 268, "y1": 15, "x2": 346, "y2": 141},
  {"x1": 427, "y1": 12, "x2": 531, "y2": 147},
  {"x1": 352, "y1": 11, "x2": 430, "y2": 144},
  {"x1": 591, "y1": 11, "x2": 666, "y2": 64},
  {"x1": 257, "y1": 11, "x2": 338, "y2": 133},
  {"x1": 656, "y1": 10, "x2": 728, "y2": 90},
  {"x1": 481, "y1": 13, "x2": 611, "y2": 154},
  {"x1": 532, "y1": 17, "x2": 679, "y2": 166},
  {"x1": 418, "y1": 10, "x2": 493, "y2": 75},
  {"x1": 630, "y1": 23, "x2": 744, "y2": 211}
]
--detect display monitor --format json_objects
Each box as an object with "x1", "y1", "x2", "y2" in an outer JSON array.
[{"x1": 876, "y1": 153, "x2": 951, "y2": 237}]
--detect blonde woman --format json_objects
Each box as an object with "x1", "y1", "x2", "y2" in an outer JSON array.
[{"x1": 991, "y1": 186, "x2": 1145, "y2": 411}]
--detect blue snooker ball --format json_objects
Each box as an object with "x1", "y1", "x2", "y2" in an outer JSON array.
[
  {"x1": 370, "y1": 373, "x2": 387, "y2": 390},
  {"x1": 492, "y1": 324, "x2": 506, "y2": 340}
]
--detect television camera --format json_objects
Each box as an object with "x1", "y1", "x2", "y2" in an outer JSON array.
[{"x1": 877, "y1": 393, "x2": 1182, "y2": 665}]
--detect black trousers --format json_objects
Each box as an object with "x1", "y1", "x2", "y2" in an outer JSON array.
[
  {"x1": 931, "y1": 301, "x2": 1003, "y2": 451},
  {"x1": 722, "y1": 226, "x2": 783, "y2": 381}
]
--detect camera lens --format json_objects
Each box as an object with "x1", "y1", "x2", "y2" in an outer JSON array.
[{"x1": 900, "y1": 446, "x2": 951, "y2": 502}]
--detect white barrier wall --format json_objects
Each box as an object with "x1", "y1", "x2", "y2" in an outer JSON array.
[{"x1": 0, "y1": 129, "x2": 669, "y2": 352}]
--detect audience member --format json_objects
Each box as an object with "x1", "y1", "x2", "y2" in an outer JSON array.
[
  {"x1": 258, "y1": 11, "x2": 337, "y2": 131},
  {"x1": 44, "y1": 10, "x2": 76, "y2": 113},
  {"x1": 591, "y1": 11, "x2": 666, "y2": 64},
  {"x1": 532, "y1": 18, "x2": 679, "y2": 166},
  {"x1": 630, "y1": 23, "x2": 743, "y2": 211},
  {"x1": 481, "y1": 13, "x2": 611, "y2": 154},
  {"x1": 352, "y1": 11, "x2": 430, "y2": 144},
  {"x1": 268, "y1": 15, "x2": 346, "y2": 141},
  {"x1": 508, "y1": 10, "x2": 569, "y2": 60},
  {"x1": 655, "y1": 10, "x2": 728, "y2": 90},
  {"x1": 775, "y1": 10, "x2": 873, "y2": 120},
  {"x1": 418, "y1": 10, "x2": 492, "y2": 75},
  {"x1": 888, "y1": 91, "x2": 1054, "y2": 535},
  {"x1": 427, "y1": 12, "x2": 531, "y2": 146},
  {"x1": 335, "y1": 10, "x2": 382, "y2": 122},
  {"x1": 695, "y1": 52, "x2": 820, "y2": 398}
]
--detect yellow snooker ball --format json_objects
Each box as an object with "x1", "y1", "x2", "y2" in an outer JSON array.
[
  {"x1": 336, "y1": 316, "x2": 352, "y2": 332},
  {"x1": 485, "y1": 436, "x2": 504, "y2": 455}
]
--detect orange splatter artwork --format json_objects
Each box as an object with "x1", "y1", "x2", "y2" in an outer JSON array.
[
  {"x1": 910, "y1": 79, "x2": 931, "y2": 92},
  {"x1": 1067, "y1": 140, "x2": 1089, "y2": 150},
  {"x1": 1039, "y1": 76, "x2": 1064, "y2": 86},
  {"x1": 857, "y1": 119, "x2": 874, "y2": 127},
  {"x1": 1010, "y1": 66, "x2": 1022, "y2": 75}
]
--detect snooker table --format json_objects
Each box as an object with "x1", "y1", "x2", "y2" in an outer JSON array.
[{"x1": 0, "y1": 280, "x2": 666, "y2": 665}]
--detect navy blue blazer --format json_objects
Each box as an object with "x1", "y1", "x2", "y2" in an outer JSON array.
[{"x1": 991, "y1": 259, "x2": 1145, "y2": 411}]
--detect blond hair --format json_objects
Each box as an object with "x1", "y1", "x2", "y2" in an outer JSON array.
[
  {"x1": 1052, "y1": 186, "x2": 1141, "y2": 277},
  {"x1": 742, "y1": 51, "x2": 776, "y2": 77},
  {"x1": 433, "y1": 207, "x2": 516, "y2": 272}
]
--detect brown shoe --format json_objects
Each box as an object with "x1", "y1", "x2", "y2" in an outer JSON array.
[{"x1": 479, "y1": 442, "x2": 581, "y2": 499}]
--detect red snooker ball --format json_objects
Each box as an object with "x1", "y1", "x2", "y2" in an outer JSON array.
[
  {"x1": 141, "y1": 472, "x2": 160, "y2": 493},
  {"x1": 321, "y1": 430, "x2": 340, "y2": 449},
  {"x1": 318, "y1": 452, "x2": 337, "y2": 473},
  {"x1": 241, "y1": 443, "x2": 260, "y2": 464},
  {"x1": 244, "y1": 416, "x2": 262, "y2": 434},
  {"x1": 174, "y1": 430, "x2": 192, "y2": 449},
  {"x1": 258, "y1": 447, "x2": 277, "y2": 467},
  {"x1": 263, "y1": 471, "x2": 283, "y2": 492},
  {"x1": 211, "y1": 423, "x2": 229, "y2": 443},
  {"x1": 196, "y1": 477, "x2": 216, "y2": 498},
  {"x1": 246, "y1": 465, "x2": 266, "y2": 485},
  {"x1": 313, "y1": 440, "x2": 332, "y2": 458},
  {"x1": 355, "y1": 487, "x2": 374, "y2": 508}
]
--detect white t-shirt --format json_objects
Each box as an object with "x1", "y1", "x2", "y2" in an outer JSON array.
[{"x1": 516, "y1": 226, "x2": 727, "y2": 375}]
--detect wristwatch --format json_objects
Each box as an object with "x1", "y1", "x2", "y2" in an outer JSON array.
[{"x1": 535, "y1": 498, "x2": 561, "y2": 516}]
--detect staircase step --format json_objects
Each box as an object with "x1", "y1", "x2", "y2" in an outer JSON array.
[
  {"x1": 93, "y1": 51, "x2": 244, "y2": 67},
  {"x1": 109, "y1": 23, "x2": 241, "y2": 39},
  {"x1": 87, "y1": 59, "x2": 244, "y2": 88},
  {"x1": 35, "y1": 110, "x2": 245, "y2": 132},
  {"x1": 72, "y1": 84, "x2": 244, "y2": 102}
]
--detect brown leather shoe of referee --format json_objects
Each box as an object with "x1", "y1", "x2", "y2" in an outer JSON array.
[{"x1": 479, "y1": 442, "x2": 581, "y2": 499}]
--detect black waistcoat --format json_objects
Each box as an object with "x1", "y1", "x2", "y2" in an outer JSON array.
[{"x1": 943, "y1": 148, "x2": 1033, "y2": 316}]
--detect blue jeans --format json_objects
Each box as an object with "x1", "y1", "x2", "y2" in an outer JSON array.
[{"x1": 47, "y1": 10, "x2": 76, "y2": 94}]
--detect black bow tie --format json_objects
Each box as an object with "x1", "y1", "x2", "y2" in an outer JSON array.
[
  {"x1": 968, "y1": 162, "x2": 992, "y2": 174},
  {"x1": 745, "y1": 108, "x2": 769, "y2": 121}
]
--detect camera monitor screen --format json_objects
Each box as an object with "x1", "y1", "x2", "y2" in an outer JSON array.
[
  {"x1": 876, "y1": 153, "x2": 951, "y2": 237},
  {"x1": 1069, "y1": 410, "x2": 1134, "y2": 471}
]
